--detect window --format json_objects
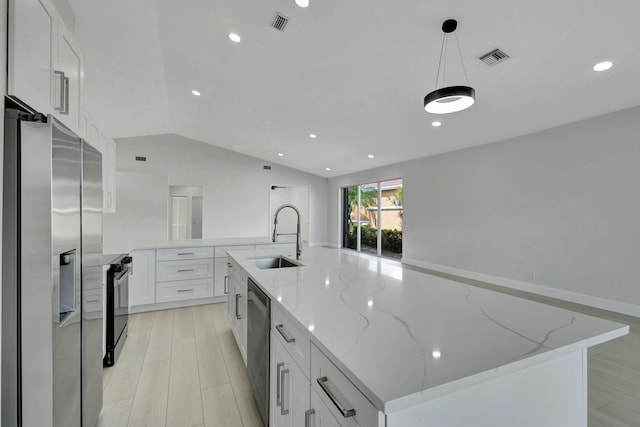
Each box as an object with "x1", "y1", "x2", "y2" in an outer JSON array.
[{"x1": 342, "y1": 179, "x2": 403, "y2": 258}]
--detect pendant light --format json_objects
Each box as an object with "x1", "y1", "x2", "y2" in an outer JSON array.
[{"x1": 424, "y1": 19, "x2": 476, "y2": 114}]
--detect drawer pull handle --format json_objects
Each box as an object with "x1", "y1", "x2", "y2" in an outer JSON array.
[
  {"x1": 177, "y1": 252, "x2": 194, "y2": 256},
  {"x1": 305, "y1": 409, "x2": 315, "y2": 427},
  {"x1": 317, "y1": 376, "x2": 356, "y2": 418},
  {"x1": 224, "y1": 276, "x2": 230, "y2": 294},
  {"x1": 275, "y1": 324, "x2": 296, "y2": 343},
  {"x1": 177, "y1": 269, "x2": 195, "y2": 272},
  {"x1": 276, "y1": 362, "x2": 284, "y2": 406},
  {"x1": 177, "y1": 289, "x2": 194, "y2": 293},
  {"x1": 280, "y1": 368, "x2": 290, "y2": 415},
  {"x1": 227, "y1": 262, "x2": 232, "y2": 268}
]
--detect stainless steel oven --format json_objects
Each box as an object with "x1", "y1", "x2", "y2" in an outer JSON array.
[{"x1": 104, "y1": 255, "x2": 131, "y2": 366}]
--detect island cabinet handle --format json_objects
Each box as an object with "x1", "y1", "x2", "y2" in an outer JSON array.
[
  {"x1": 235, "y1": 294, "x2": 242, "y2": 319},
  {"x1": 178, "y1": 252, "x2": 194, "y2": 256},
  {"x1": 276, "y1": 362, "x2": 284, "y2": 406},
  {"x1": 177, "y1": 289, "x2": 194, "y2": 293},
  {"x1": 305, "y1": 408, "x2": 315, "y2": 427},
  {"x1": 317, "y1": 376, "x2": 356, "y2": 418},
  {"x1": 177, "y1": 269, "x2": 194, "y2": 273},
  {"x1": 275, "y1": 324, "x2": 296, "y2": 343},
  {"x1": 224, "y1": 276, "x2": 229, "y2": 294},
  {"x1": 280, "y1": 368, "x2": 290, "y2": 415}
]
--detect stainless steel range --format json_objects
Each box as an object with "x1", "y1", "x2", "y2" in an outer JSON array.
[{"x1": 103, "y1": 255, "x2": 132, "y2": 367}]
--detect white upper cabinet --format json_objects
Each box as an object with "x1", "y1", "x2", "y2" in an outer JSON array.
[
  {"x1": 54, "y1": 23, "x2": 83, "y2": 132},
  {"x1": 8, "y1": 0, "x2": 57, "y2": 115},
  {"x1": 103, "y1": 136, "x2": 117, "y2": 213},
  {"x1": 8, "y1": 0, "x2": 84, "y2": 135}
]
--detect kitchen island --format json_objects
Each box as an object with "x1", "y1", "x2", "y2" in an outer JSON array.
[{"x1": 228, "y1": 246, "x2": 628, "y2": 427}]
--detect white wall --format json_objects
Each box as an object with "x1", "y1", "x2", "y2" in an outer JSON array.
[
  {"x1": 104, "y1": 134, "x2": 328, "y2": 253},
  {"x1": 328, "y1": 106, "x2": 640, "y2": 315}
]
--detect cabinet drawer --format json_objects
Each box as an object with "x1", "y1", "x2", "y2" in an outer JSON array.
[
  {"x1": 157, "y1": 246, "x2": 213, "y2": 261},
  {"x1": 156, "y1": 278, "x2": 213, "y2": 303},
  {"x1": 311, "y1": 344, "x2": 378, "y2": 427},
  {"x1": 214, "y1": 245, "x2": 254, "y2": 258},
  {"x1": 272, "y1": 304, "x2": 311, "y2": 379},
  {"x1": 156, "y1": 259, "x2": 214, "y2": 282}
]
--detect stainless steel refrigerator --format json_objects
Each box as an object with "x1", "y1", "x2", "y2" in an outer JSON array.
[{"x1": 2, "y1": 101, "x2": 103, "y2": 427}]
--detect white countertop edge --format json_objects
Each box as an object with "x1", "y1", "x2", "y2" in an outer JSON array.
[
  {"x1": 379, "y1": 324, "x2": 629, "y2": 413},
  {"x1": 129, "y1": 237, "x2": 292, "y2": 251}
]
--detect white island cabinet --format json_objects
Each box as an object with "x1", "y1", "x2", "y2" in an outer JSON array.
[
  {"x1": 127, "y1": 238, "x2": 294, "y2": 313},
  {"x1": 228, "y1": 247, "x2": 629, "y2": 427}
]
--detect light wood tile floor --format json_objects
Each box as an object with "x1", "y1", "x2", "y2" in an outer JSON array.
[
  {"x1": 98, "y1": 303, "x2": 261, "y2": 427},
  {"x1": 100, "y1": 292, "x2": 640, "y2": 427}
]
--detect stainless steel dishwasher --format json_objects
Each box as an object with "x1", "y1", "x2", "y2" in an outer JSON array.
[{"x1": 247, "y1": 278, "x2": 270, "y2": 426}]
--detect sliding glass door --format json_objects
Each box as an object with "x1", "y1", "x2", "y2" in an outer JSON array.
[{"x1": 342, "y1": 179, "x2": 403, "y2": 258}]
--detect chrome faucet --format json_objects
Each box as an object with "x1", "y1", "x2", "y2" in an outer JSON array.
[{"x1": 272, "y1": 204, "x2": 302, "y2": 260}]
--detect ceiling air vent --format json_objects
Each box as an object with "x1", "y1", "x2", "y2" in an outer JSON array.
[
  {"x1": 479, "y1": 48, "x2": 510, "y2": 66},
  {"x1": 135, "y1": 156, "x2": 147, "y2": 162},
  {"x1": 271, "y1": 13, "x2": 289, "y2": 32},
  {"x1": 263, "y1": 165, "x2": 272, "y2": 170}
]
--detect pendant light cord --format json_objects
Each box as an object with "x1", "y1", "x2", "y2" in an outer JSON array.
[
  {"x1": 434, "y1": 33, "x2": 446, "y2": 90},
  {"x1": 454, "y1": 32, "x2": 470, "y2": 85}
]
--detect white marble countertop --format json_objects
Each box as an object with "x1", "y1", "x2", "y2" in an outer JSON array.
[
  {"x1": 228, "y1": 246, "x2": 629, "y2": 414},
  {"x1": 130, "y1": 237, "x2": 289, "y2": 251}
]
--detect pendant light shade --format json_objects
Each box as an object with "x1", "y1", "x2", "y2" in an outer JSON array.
[
  {"x1": 424, "y1": 86, "x2": 475, "y2": 114},
  {"x1": 424, "y1": 19, "x2": 476, "y2": 114}
]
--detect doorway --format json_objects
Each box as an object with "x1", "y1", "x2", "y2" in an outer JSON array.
[{"x1": 168, "y1": 185, "x2": 203, "y2": 239}]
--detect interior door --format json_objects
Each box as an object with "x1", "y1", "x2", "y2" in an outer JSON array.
[
  {"x1": 192, "y1": 196, "x2": 203, "y2": 238},
  {"x1": 170, "y1": 196, "x2": 188, "y2": 239}
]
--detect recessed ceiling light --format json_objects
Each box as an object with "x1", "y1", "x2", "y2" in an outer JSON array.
[
  {"x1": 278, "y1": 153, "x2": 284, "y2": 157},
  {"x1": 308, "y1": 324, "x2": 315, "y2": 331},
  {"x1": 191, "y1": 90, "x2": 201, "y2": 96},
  {"x1": 432, "y1": 121, "x2": 442, "y2": 127},
  {"x1": 295, "y1": 0, "x2": 310, "y2": 7},
  {"x1": 309, "y1": 134, "x2": 317, "y2": 139},
  {"x1": 367, "y1": 300, "x2": 374, "y2": 307},
  {"x1": 432, "y1": 350, "x2": 442, "y2": 359},
  {"x1": 228, "y1": 33, "x2": 241, "y2": 43},
  {"x1": 325, "y1": 167, "x2": 331, "y2": 171},
  {"x1": 367, "y1": 154, "x2": 375, "y2": 159},
  {"x1": 593, "y1": 61, "x2": 613, "y2": 72}
]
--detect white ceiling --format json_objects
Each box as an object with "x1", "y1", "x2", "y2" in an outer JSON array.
[{"x1": 68, "y1": 0, "x2": 640, "y2": 178}]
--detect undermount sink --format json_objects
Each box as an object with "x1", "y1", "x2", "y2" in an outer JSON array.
[{"x1": 249, "y1": 256, "x2": 302, "y2": 270}]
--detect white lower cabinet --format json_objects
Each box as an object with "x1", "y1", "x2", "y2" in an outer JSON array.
[
  {"x1": 214, "y1": 257, "x2": 230, "y2": 296},
  {"x1": 156, "y1": 278, "x2": 213, "y2": 303},
  {"x1": 270, "y1": 331, "x2": 311, "y2": 427},
  {"x1": 129, "y1": 249, "x2": 156, "y2": 306},
  {"x1": 309, "y1": 387, "x2": 341, "y2": 427},
  {"x1": 228, "y1": 273, "x2": 246, "y2": 362}
]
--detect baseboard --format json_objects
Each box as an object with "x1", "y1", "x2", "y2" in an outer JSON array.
[
  {"x1": 323, "y1": 242, "x2": 340, "y2": 249},
  {"x1": 130, "y1": 295, "x2": 227, "y2": 314},
  {"x1": 401, "y1": 257, "x2": 640, "y2": 318},
  {"x1": 309, "y1": 241, "x2": 332, "y2": 247}
]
